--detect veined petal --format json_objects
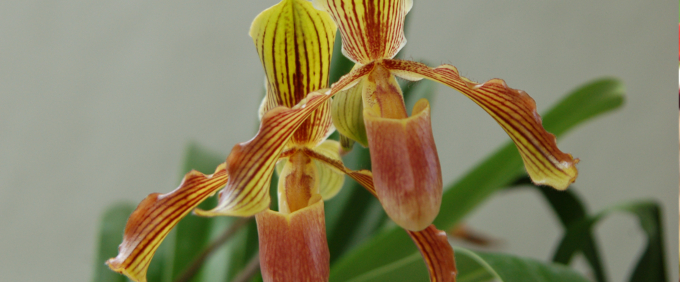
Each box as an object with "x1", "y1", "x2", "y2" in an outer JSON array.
[
  {"x1": 250, "y1": 0, "x2": 337, "y2": 146},
  {"x1": 407, "y1": 225, "x2": 457, "y2": 282},
  {"x1": 313, "y1": 0, "x2": 411, "y2": 64},
  {"x1": 106, "y1": 164, "x2": 229, "y2": 282},
  {"x1": 311, "y1": 140, "x2": 346, "y2": 200},
  {"x1": 196, "y1": 92, "x2": 332, "y2": 217},
  {"x1": 331, "y1": 78, "x2": 369, "y2": 146},
  {"x1": 256, "y1": 195, "x2": 330, "y2": 282},
  {"x1": 251, "y1": 0, "x2": 336, "y2": 109},
  {"x1": 384, "y1": 59, "x2": 579, "y2": 190},
  {"x1": 364, "y1": 98, "x2": 442, "y2": 231}
]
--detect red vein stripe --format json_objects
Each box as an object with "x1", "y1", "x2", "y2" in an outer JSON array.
[
  {"x1": 251, "y1": 0, "x2": 335, "y2": 109},
  {"x1": 407, "y1": 225, "x2": 457, "y2": 282},
  {"x1": 107, "y1": 164, "x2": 229, "y2": 282},
  {"x1": 383, "y1": 59, "x2": 578, "y2": 190},
  {"x1": 251, "y1": 0, "x2": 337, "y2": 146},
  {"x1": 318, "y1": 0, "x2": 408, "y2": 63}
]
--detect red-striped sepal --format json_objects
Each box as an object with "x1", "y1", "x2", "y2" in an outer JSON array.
[
  {"x1": 250, "y1": 0, "x2": 337, "y2": 147},
  {"x1": 256, "y1": 195, "x2": 329, "y2": 282},
  {"x1": 407, "y1": 225, "x2": 457, "y2": 282},
  {"x1": 313, "y1": 0, "x2": 412, "y2": 64},
  {"x1": 195, "y1": 92, "x2": 333, "y2": 218},
  {"x1": 384, "y1": 59, "x2": 579, "y2": 190},
  {"x1": 106, "y1": 163, "x2": 229, "y2": 282}
]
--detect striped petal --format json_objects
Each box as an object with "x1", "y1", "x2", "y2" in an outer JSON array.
[
  {"x1": 407, "y1": 225, "x2": 457, "y2": 282},
  {"x1": 251, "y1": 0, "x2": 337, "y2": 146},
  {"x1": 256, "y1": 195, "x2": 330, "y2": 282},
  {"x1": 384, "y1": 59, "x2": 579, "y2": 190},
  {"x1": 331, "y1": 78, "x2": 369, "y2": 147},
  {"x1": 313, "y1": 0, "x2": 412, "y2": 64},
  {"x1": 311, "y1": 140, "x2": 346, "y2": 200},
  {"x1": 364, "y1": 97, "x2": 442, "y2": 231},
  {"x1": 195, "y1": 92, "x2": 332, "y2": 217},
  {"x1": 106, "y1": 163, "x2": 229, "y2": 282}
]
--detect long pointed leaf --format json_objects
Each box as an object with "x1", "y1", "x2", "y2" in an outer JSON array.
[
  {"x1": 553, "y1": 201, "x2": 667, "y2": 282},
  {"x1": 456, "y1": 248, "x2": 591, "y2": 282},
  {"x1": 509, "y1": 177, "x2": 606, "y2": 282}
]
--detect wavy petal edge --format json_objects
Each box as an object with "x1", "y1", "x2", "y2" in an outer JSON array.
[
  {"x1": 106, "y1": 163, "x2": 229, "y2": 282},
  {"x1": 384, "y1": 59, "x2": 578, "y2": 190}
]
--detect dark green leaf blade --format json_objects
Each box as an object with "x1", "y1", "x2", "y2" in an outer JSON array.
[
  {"x1": 458, "y1": 248, "x2": 592, "y2": 282},
  {"x1": 93, "y1": 202, "x2": 136, "y2": 282},
  {"x1": 330, "y1": 78, "x2": 625, "y2": 280},
  {"x1": 336, "y1": 247, "x2": 592, "y2": 282},
  {"x1": 553, "y1": 201, "x2": 667, "y2": 282},
  {"x1": 509, "y1": 178, "x2": 606, "y2": 282}
]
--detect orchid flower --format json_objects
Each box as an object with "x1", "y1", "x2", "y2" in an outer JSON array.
[
  {"x1": 106, "y1": 0, "x2": 455, "y2": 281},
  {"x1": 312, "y1": 0, "x2": 580, "y2": 231}
]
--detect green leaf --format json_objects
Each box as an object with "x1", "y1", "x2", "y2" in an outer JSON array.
[
  {"x1": 509, "y1": 178, "x2": 606, "y2": 282},
  {"x1": 330, "y1": 78, "x2": 625, "y2": 280},
  {"x1": 326, "y1": 145, "x2": 386, "y2": 263},
  {"x1": 92, "y1": 202, "x2": 135, "y2": 282},
  {"x1": 335, "y1": 247, "x2": 591, "y2": 282},
  {"x1": 553, "y1": 201, "x2": 667, "y2": 282},
  {"x1": 456, "y1": 248, "x2": 592, "y2": 282}
]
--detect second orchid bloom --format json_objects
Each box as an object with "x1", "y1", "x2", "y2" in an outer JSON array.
[{"x1": 107, "y1": 0, "x2": 578, "y2": 282}]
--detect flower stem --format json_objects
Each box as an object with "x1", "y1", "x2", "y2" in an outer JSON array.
[
  {"x1": 232, "y1": 254, "x2": 261, "y2": 282},
  {"x1": 173, "y1": 217, "x2": 252, "y2": 282}
]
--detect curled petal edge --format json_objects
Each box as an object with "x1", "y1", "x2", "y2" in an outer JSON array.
[
  {"x1": 383, "y1": 59, "x2": 578, "y2": 190},
  {"x1": 106, "y1": 163, "x2": 229, "y2": 282}
]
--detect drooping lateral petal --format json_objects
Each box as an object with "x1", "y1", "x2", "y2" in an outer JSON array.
[
  {"x1": 407, "y1": 225, "x2": 457, "y2": 282},
  {"x1": 251, "y1": 0, "x2": 337, "y2": 146},
  {"x1": 256, "y1": 195, "x2": 330, "y2": 282},
  {"x1": 331, "y1": 78, "x2": 369, "y2": 146},
  {"x1": 364, "y1": 98, "x2": 442, "y2": 231},
  {"x1": 310, "y1": 140, "x2": 346, "y2": 200},
  {"x1": 195, "y1": 93, "x2": 332, "y2": 217},
  {"x1": 384, "y1": 59, "x2": 579, "y2": 190},
  {"x1": 313, "y1": 0, "x2": 412, "y2": 64},
  {"x1": 106, "y1": 164, "x2": 229, "y2": 282}
]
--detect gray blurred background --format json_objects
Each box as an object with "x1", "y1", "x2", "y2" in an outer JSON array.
[{"x1": 0, "y1": 1, "x2": 677, "y2": 281}]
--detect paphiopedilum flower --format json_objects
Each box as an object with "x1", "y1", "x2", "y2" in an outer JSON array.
[
  {"x1": 107, "y1": 1, "x2": 455, "y2": 281},
  {"x1": 312, "y1": 0, "x2": 579, "y2": 231}
]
